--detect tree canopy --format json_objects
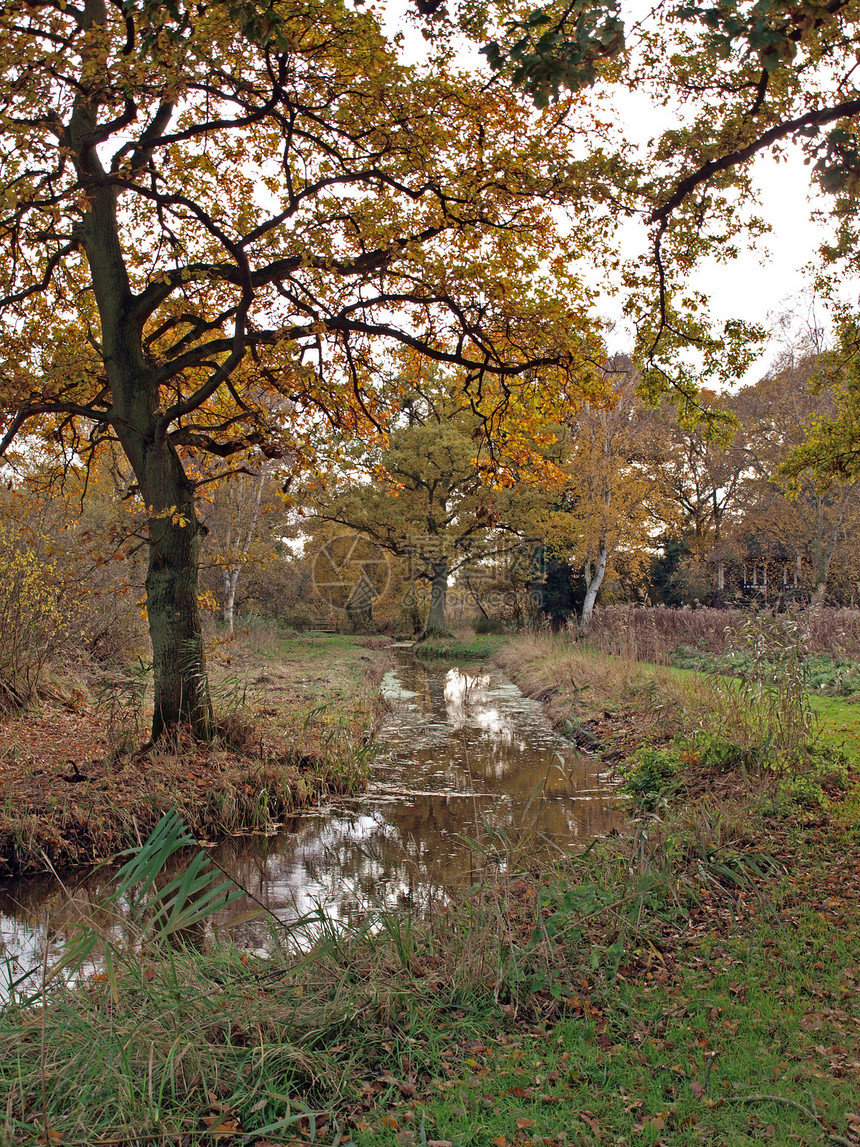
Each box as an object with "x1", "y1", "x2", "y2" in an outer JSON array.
[
  {"x1": 478, "y1": 0, "x2": 860, "y2": 395},
  {"x1": 0, "y1": 0, "x2": 610, "y2": 737}
]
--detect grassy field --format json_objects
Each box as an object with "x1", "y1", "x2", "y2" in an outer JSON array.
[
  {"x1": 1, "y1": 802, "x2": 856, "y2": 1146},
  {"x1": 0, "y1": 633, "x2": 857, "y2": 1146},
  {"x1": 0, "y1": 628, "x2": 389, "y2": 875}
]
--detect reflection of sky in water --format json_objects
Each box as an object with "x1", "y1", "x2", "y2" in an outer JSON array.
[{"x1": 0, "y1": 655, "x2": 622, "y2": 994}]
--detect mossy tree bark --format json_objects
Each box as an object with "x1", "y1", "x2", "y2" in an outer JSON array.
[
  {"x1": 420, "y1": 560, "x2": 452, "y2": 640},
  {"x1": 141, "y1": 461, "x2": 213, "y2": 740}
]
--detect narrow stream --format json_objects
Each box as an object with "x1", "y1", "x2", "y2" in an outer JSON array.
[{"x1": 0, "y1": 654, "x2": 622, "y2": 990}]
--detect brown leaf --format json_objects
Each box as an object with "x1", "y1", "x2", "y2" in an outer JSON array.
[
  {"x1": 35, "y1": 1132, "x2": 62, "y2": 1147},
  {"x1": 516, "y1": 1119, "x2": 535, "y2": 1130},
  {"x1": 577, "y1": 1111, "x2": 601, "y2": 1134},
  {"x1": 644, "y1": 1112, "x2": 669, "y2": 1132},
  {"x1": 201, "y1": 1113, "x2": 243, "y2": 1136}
]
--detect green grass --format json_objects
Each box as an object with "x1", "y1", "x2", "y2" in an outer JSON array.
[
  {"x1": 811, "y1": 693, "x2": 860, "y2": 762},
  {"x1": 351, "y1": 906, "x2": 858, "y2": 1146},
  {"x1": 4, "y1": 819, "x2": 857, "y2": 1147},
  {"x1": 413, "y1": 634, "x2": 506, "y2": 661}
]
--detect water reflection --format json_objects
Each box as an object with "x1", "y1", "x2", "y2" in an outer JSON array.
[{"x1": 0, "y1": 654, "x2": 622, "y2": 991}]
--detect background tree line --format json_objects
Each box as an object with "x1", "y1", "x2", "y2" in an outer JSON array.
[{"x1": 4, "y1": 331, "x2": 859, "y2": 714}]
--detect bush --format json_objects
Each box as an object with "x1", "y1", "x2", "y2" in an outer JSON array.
[
  {"x1": 690, "y1": 730, "x2": 764, "y2": 773},
  {"x1": 0, "y1": 525, "x2": 69, "y2": 711},
  {"x1": 474, "y1": 614, "x2": 508, "y2": 635}
]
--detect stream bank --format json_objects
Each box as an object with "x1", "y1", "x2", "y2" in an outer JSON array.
[
  {"x1": 0, "y1": 632, "x2": 388, "y2": 876},
  {"x1": 0, "y1": 636, "x2": 858, "y2": 1145},
  {"x1": 0, "y1": 647, "x2": 621, "y2": 983}
]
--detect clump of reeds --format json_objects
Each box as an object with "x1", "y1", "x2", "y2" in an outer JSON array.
[{"x1": 584, "y1": 604, "x2": 860, "y2": 664}]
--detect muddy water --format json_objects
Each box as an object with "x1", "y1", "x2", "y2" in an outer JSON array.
[{"x1": 0, "y1": 654, "x2": 621, "y2": 989}]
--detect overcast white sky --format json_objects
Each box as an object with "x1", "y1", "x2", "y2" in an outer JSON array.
[
  {"x1": 604, "y1": 88, "x2": 843, "y2": 381},
  {"x1": 382, "y1": 3, "x2": 853, "y2": 384}
]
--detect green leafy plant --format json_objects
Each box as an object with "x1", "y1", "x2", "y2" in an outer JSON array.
[
  {"x1": 53, "y1": 811, "x2": 246, "y2": 984},
  {"x1": 779, "y1": 774, "x2": 830, "y2": 809},
  {"x1": 622, "y1": 746, "x2": 681, "y2": 813},
  {"x1": 689, "y1": 729, "x2": 763, "y2": 774}
]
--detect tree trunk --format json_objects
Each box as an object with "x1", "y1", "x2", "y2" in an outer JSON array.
[
  {"x1": 123, "y1": 431, "x2": 213, "y2": 741},
  {"x1": 223, "y1": 567, "x2": 240, "y2": 635},
  {"x1": 580, "y1": 541, "x2": 608, "y2": 633},
  {"x1": 73, "y1": 42, "x2": 213, "y2": 743},
  {"x1": 810, "y1": 493, "x2": 843, "y2": 606},
  {"x1": 218, "y1": 468, "x2": 265, "y2": 635},
  {"x1": 420, "y1": 560, "x2": 451, "y2": 639},
  {"x1": 143, "y1": 470, "x2": 213, "y2": 741},
  {"x1": 346, "y1": 569, "x2": 376, "y2": 633}
]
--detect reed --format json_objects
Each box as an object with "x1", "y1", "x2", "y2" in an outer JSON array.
[{"x1": 585, "y1": 603, "x2": 860, "y2": 664}]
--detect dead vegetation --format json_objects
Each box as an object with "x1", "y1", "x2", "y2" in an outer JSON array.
[
  {"x1": 585, "y1": 603, "x2": 860, "y2": 664},
  {"x1": 0, "y1": 629, "x2": 390, "y2": 876}
]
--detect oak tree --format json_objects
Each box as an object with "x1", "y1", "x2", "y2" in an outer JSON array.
[
  {"x1": 311, "y1": 385, "x2": 535, "y2": 639},
  {"x1": 480, "y1": 0, "x2": 860, "y2": 392},
  {"x1": 0, "y1": 0, "x2": 606, "y2": 738}
]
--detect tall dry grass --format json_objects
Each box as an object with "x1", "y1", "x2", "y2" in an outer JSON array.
[
  {"x1": 584, "y1": 604, "x2": 860, "y2": 663},
  {"x1": 494, "y1": 633, "x2": 717, "y2": 745}
]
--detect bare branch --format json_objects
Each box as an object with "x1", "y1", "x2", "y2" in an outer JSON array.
[{"x1": 650, "y1": 95, "x2": 860, "y2": 226}]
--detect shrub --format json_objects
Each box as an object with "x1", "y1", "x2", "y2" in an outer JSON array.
[
  {"x1": 0, "y1": 525, "x2": 69, "y2": 711},
  {"x1": 474, "y1": 614, "x2": 508, "y2": 635},
  {"x1": 690, "y1": 730, "x2": 763, "y2": 773},
  {"x1": 729, "y1": 614, "x2": 817, "y2": 769}
]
